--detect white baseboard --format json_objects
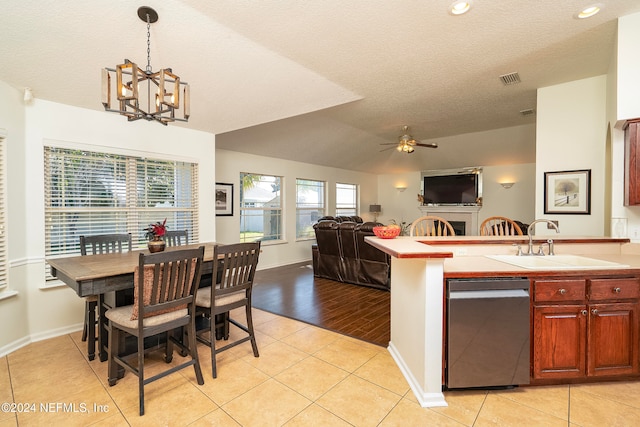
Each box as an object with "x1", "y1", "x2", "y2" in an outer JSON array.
[
  {"x1": 0, "y1": 335, "x2": 31, "y2": 358},
  {"x1": 0, "y1": 323, "x2": 83, "y2": 358},
  {"x1": 388, "y1": 341, "x2": 448, "y2": 408}
]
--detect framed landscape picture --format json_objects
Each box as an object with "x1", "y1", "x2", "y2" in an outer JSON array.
[
  {"x1": 215, "y1": 182, "x2": 233, "y2": 216},
  {"x1": 544, "y1": 169, "x2": 591, "y2": 214}
]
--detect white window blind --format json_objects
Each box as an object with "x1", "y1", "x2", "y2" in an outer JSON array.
[
  {"x1": 296, "y1": 179, "x2": 325, "y2": 239},
  {"x1": 0, "y1": 135, "x2": 7, "y2": 291},
  {"x1": 44, "y1": 147, "x2": 199, "y2": 274},
  {"x1": 336, "y1": 182, "x2": 358, "y2": 216},
  {"x1": 239, "y1": 173, "x2": 282, "y2": 243}
]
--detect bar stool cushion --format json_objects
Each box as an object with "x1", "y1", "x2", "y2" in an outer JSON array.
[
  {"x1": 195, "y1": 286, "x2": 245, "y2": 308},
  {"x1": 107, "y1": 306, "x2": 188, "y2": 329}
]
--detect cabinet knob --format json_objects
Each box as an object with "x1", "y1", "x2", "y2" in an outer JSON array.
[
  {"x1": 614, "y1": 287, "x2": 622, "y2": 293},
  {"x1": 591, "y1": 308, "x2": 599, "y2": 315},
  {"x1": 581, "y1": 309, "x2": 588, "y2": 316},
  {"x1": 558, "y1": 288, "x2": 566, "y2": 295}
]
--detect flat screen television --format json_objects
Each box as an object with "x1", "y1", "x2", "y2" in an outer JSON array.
[{"x1": 423, "y1": 173, "x2": 478, "y2": 205}]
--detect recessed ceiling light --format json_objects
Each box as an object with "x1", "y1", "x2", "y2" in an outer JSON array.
[
  {"x1": 449, "y1": 1, "x2": 472, "y2": 16},
  {"x1": 576, "y1": 4, "x2": 602, "y2": 19}
]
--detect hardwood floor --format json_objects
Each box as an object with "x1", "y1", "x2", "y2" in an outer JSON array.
[{"x1": 252, "y1": 261, "x2": 390, "y2": 347}]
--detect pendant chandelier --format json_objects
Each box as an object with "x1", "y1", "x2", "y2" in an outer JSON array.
[{"x1": 101, "y1": 6, "x2": 189, "y2": 125}]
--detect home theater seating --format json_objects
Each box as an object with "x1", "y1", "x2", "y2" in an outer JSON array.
[{"x1": 311, "y1": 217, "x2": 390, "y2": 290}]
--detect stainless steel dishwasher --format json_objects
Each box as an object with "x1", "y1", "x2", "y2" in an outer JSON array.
[{"x1": 446, "y1": 277, "x2": 530, "y2": 389}]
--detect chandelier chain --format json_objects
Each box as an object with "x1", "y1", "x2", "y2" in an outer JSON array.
[{"x1": 145, "y1": 14, "x2": 152, "y2": 74}]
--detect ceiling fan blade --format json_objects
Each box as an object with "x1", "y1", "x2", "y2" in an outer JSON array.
[
  {"x1": 415, "y1": 142, "x2": 438, "y2": 148},
  {"x1": 379, "y1": 142, "x2": 398, "y2": 146},
  {"x1": 379, "y1": 146, "x2": 397, "y2": 152}
]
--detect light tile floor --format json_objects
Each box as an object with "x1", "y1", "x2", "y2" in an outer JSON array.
[{"x1": 2, "y1": 308, "x2": 640, "y2": 426}]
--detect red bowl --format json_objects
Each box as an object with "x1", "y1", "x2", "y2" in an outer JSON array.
[{"x1": 373, "y1": 226, "x2": 401, "y2": 239}]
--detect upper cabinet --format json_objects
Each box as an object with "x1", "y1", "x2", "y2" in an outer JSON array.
[{"x1": 624, "y1": 119, "x2": 640, "y2": 206}]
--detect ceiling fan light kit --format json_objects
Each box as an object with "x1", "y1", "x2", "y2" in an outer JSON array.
[
  {"x1": 387, "y1": 125, "x2": 438, "y2": 154},
  {"x1": 101, "y1": 6, "x2": 190, "y2": 125}
]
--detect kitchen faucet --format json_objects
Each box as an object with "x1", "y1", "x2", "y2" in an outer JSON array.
[{"x1": 523, "y1": 219, "x2": 560, "y2": 255}]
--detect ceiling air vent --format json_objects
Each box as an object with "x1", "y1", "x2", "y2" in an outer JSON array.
[
  {"x1": 519, "y1": 108, "x2": 536, "y2": 116},
  {"x1": 499, "y1": 72, "x2": 521, "y2": 85}
]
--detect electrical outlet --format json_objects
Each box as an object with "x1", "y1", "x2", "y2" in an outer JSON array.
[
  {"x1": 630, "y1": 226, "x2": 640, "y2": 239},
  {"x1": 547, "y1": 220, "x2": 559, "y2": 229}
]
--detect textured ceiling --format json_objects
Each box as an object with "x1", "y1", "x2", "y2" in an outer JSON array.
[{"x1": 2, "y1": 0, "x2": 640, "y2": 174}]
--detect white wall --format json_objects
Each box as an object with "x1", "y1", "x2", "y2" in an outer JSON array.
[
  {"x1": 0, "y1": 95, "x2": 215, "y2": 354},
  {"x1": 477, "y1": 163, "x2": 536, "y2": 225},
  {"x1": 617, "y1": 12, "x2": 640, "y2": 121},
  {"x1": 376, "y1": 163, "x2": 536, "y2": 232},
  {"x1": 0, "y1": 81, "x2": 30, "y2": 353},
  {"x1": 535, "y1": 75, "x2": 608, "y2": 236},
  {"x1": 376, "y1": 171, "x2": 420, "y2": 228},
  {"x1": 613, "y1": 12, "x2": 640, "y2": 241},
  {"x1": 215, "y1": 149, "x2": 378, "y2": 269}
]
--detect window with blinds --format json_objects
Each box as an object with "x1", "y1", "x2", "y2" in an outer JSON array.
[
  {"x1": 239, "y1": 173, "x2": 282, "y2": 243},
  {"x1": 336, "y1": 182, "x2": 358, "y2": 216},
  {"x1": 296, "y1": 178, "x2": 325, "y2": 239},
  {"x1": 0, "y1": 135, "x2": 7, "y2": 292},
  {"x1": 44, "y1": 147, "x2": 199, "y2": 276}
]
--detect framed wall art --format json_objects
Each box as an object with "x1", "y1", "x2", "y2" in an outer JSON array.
[
  {"x1": 543, "y1": 169, "x2": 591, "y2": 215},
  {"x1": 215, "y1": 182, "x2": 234, "y2": 216}
]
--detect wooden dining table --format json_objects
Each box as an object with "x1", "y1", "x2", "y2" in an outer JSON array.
[{"x1": 47, "y1": 242, "x2": 220, "y2": 362}]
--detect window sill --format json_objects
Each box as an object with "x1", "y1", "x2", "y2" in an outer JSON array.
[
  {"x1": 259, "y1": 239, "x2": 287, "y2": 247},
  {"x1": 39, "y1": 279, "x2": 68, "y2": 290},
  {"x1": 0, "y1": 290, "x2": 18, "y2": 301},
  {"x1": 295, "y1": 237, "x2": 316, "y2": 242}
]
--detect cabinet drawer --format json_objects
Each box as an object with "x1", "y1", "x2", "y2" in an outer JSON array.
[
  {"x1": 589, "y1": 278, "x2": 640, "y2": 301},
  {"x1": 534, "y1": 279, "x2": 586, "y2": 303}
]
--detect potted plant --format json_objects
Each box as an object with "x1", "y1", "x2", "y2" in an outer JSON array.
[
  {"x1": 144, "y1": 218, "x2": 168, "y2": 252},
  {"x1": 389, "y1": 219, "x2": 410, "y2": 236}
]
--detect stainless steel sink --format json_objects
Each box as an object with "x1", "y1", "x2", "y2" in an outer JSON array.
[{"x1": 485, "y1": 254, "x2": 629, "y2": 270}]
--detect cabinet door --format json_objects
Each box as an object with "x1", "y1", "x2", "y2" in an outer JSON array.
[
  {"x1": 588, "y1": 302, "x2": 640, "y2": 376},
  {"x1": 533, "y1": 305, "x2": 587, "y2": 380},
  {"x1": 625, "y1": 119, "x2": 640, "y2": 206}
]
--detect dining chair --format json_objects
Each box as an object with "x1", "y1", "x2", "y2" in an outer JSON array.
[
  {"x1": 195, "y1": 242, "x2": 261, "y2": 378},
  {"x1": 480, "y1": 216, "x2": 524, "y2": 236},
  {"x1": 409, "y1": 215, "x2": 456, "y2": 236},
  {"x1": 105, "y1": 246, "x2": 205, "y2": 416},
  {"x1": 163, "y1": 229, "x2": 189, "y2": 247},
  {"x1": 79, "y1": 233, "x2": 132, "y2": 361}
]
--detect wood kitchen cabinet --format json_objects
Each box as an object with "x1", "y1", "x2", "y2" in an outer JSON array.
[
  {"x1": 624, "y1": 118, "x2": 640, "y2": 206},
  {"x1": 532, "y1": 277, "x2": 640, "y2": 381}
]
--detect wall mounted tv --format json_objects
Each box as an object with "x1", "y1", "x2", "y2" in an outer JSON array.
[{"x1": 422, "y1": 172, "x2": 481, "y2": 205}]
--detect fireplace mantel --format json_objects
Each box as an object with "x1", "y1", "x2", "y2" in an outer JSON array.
[{"x1": 417, "y1": 205, "x2": 481, "y2": 235}]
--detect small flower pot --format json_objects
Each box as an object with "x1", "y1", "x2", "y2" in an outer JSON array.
[{"x1": 148, "y1": 237, "x2": 166, "y2": 253}]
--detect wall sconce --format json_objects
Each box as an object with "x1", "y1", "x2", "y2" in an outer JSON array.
[
  {"x1": 23, "y1": 87, "x2": 34, "y2": 104},
  {"x1": 500, "y1": 182, "x2": 515, "y2": 189},
  {"x1": 369, "y1": 204, "x2": 382, "y2": 222},
  {"x1": 396, "y1": 186, "x2": 407, "y2": 192}
]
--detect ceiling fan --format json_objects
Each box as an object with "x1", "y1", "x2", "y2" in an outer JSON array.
[{"x1": 380, "y1": 125, "x2": 438, "y2": 153}]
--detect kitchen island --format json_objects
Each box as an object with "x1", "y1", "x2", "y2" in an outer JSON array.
[{"x1": 365, "y1": 235, "x2": 640, "y2": 408}]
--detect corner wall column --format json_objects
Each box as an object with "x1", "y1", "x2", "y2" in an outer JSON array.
[{"x1": 387, "y1": 256, "x2": 447, "y2": 407}]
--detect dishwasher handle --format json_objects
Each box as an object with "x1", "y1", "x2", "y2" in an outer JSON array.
[{"x1": 449, "y1": 289, "x2": 530, "y2": 299}]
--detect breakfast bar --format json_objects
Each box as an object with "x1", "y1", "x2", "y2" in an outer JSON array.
[{"x1": 366, "y1": 234, "x2": 640, "y2": 408}]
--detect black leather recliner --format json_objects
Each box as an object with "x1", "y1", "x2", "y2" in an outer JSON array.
[
  {"x1": 339, "y1": 221, "x2": 359, "y2": 284},
  {"x1": 312, "y1": 220, "x2": 390, "y2": 290},
  {"x1": 356, "y1": 222, "x2": 390, "y2": 288},
  {"x1": 313, "y1": 220, "x2": 343, "y2": 281}
]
